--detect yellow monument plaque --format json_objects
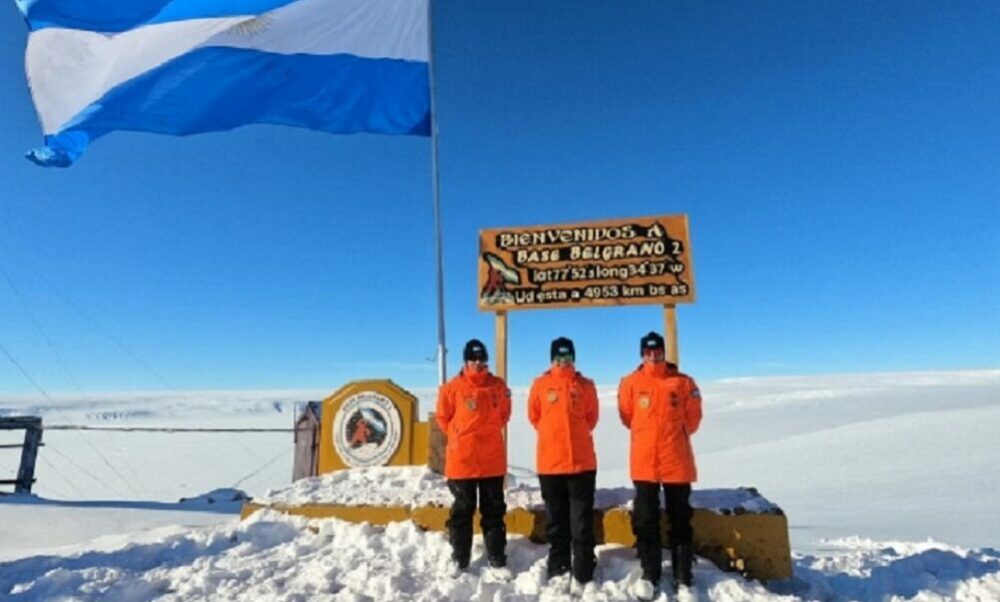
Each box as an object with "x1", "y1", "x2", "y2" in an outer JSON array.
[{"x1": 317, "y1": 380, "x2": 429, "y2": 473}]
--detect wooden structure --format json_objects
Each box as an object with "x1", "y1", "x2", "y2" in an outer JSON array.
[
  {"x1": 242, "y1": 494, "x2": 792, "y2": 580},
  {"x1": 292, "y1": 402, "x2": 321, "y2": 482},
  {"x1": 0, "y1": 416, "x2": 43, "y2": 494},
  {"x1": 426, "y1": 412, "x2": 446, "y2": 474}
]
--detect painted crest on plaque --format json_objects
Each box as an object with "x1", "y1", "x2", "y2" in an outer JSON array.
[{"x1": 332, "y1": 391, "x2": 403, "y2": 467}]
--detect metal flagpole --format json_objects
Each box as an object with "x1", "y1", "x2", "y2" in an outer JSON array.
[{"x1": 427, "y1": 0, "x2": 447, "y2": 386}]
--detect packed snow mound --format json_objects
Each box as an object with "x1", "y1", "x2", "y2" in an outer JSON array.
[
  {"x1": 258, "y1": 466, "x2": 448, "y2": 507},
  {"x1": 257, "y1": 466, "x2": 781, "y2": 514},
  {"x1": 2, "y1": 511, "x2": 998, "y2": 601}
]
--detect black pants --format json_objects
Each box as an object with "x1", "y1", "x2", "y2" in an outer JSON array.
[
  {"x1": 632, "y1": 482, "x2": 693, "y2": 581},
  {"x1": 539, "y1": 471, "x2": 597, "y2": 583},
  {"x1": 446, "y1": 477, "x2": 507, "y2": 565}
]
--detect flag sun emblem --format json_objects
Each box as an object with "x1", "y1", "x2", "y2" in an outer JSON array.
[{"x1": 226, "y1": 14, "x2": 274, "y2": 37}]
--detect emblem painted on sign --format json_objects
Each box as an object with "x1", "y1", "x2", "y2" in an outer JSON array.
[
  {"x1": 547, "y1": 390, "x2": 558, "y2": 403},
  {"x1": 639, "y1": 396, "x2": 650, "y2": 409},
  {"x1": 465, "y1": 398, "x2": 478, "y2": 411},
  {"x1": 332, "y1": 391, "x2": 403, "y2": 468}
]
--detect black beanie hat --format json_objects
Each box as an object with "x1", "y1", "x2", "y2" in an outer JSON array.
[
  {"x1": 463, "y1": 339, "x2": 488, "y2": 362},
  {"x1": 550, "y1": 337, "x2": 575, "y2": 361},
  {"x1": 639, "y1": 331, "x2": 665, "y2": 355}
]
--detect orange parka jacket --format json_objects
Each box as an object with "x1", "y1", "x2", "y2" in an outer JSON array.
[
  {"x1": 435, "y1": 367, "x2": 511, "y2": 480},
  {"x1": 618, "y1": 362, "x2": 702, "y2": 483},
  {"x1": 528, "y1": 365, "x2": 599, "y2": 475}
]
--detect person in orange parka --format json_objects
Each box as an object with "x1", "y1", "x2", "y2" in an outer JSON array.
[
  {"x1": 618, "y1": 331, "x2": 703, "y2": 597},
  {"x1": 435, "y1": 339, "x2": 512, "y2": 573},
  {"x1": 528, "y1": 336, "x2": 599, "y2": 587}
]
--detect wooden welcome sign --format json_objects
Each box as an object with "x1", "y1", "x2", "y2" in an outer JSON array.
[
  {"x1": 478, "y1": 215, "x2": 695, "y2": 311},
  {"x1": 478, "y1": 215, "x2": 696, "y2": 376}
]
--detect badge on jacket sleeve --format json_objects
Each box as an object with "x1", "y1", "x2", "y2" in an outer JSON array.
[
  {"x1": 465, "y1": 398, "x2": 478, "y2": 411},
  {"x1": 639, "y1": 396, "x2": 650, "y2": 409},
  {"x1": 546, "y1": 390, "x2": 558, "y2": 403}
]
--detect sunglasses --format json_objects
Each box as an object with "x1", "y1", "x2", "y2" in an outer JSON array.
[{"x1": 552, "y1": 353, "x2": 575, "y2": 363}]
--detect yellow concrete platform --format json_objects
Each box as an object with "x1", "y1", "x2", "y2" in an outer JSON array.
[{"x1": 241, "y1": 499, "x2": 791, "y2": 580}]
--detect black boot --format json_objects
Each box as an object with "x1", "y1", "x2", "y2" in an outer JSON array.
[
  {"x1": 488, "y1": 555, "x2": 506, "y2": 569},
  {"x1": 671, "y1": 544, "x2": 693, "y2": 589},
  {"x1": 638, "y1": 544, "x2": 662, "y2": 583},
  {"x1": 547, "y1": 558, "x2": 570, "y2": 579},
  {"x1": 452, "y1": 552, "x2": 469, "y2": 570},
  {"x1": 484, "y1": 528, "x2": 507, "y2": 568}
]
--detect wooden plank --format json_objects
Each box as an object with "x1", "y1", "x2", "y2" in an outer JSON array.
[
  {"x1": 427, "y1": 412, "x2": 445, "y2": 474},
  {"x1": 494, "y1": 310, "x2": 509, "y2": 488},
  {"x1": 16, "y1": 425, "x2": 42, "y2": 494},
  {"x1": 663, "y1": 304, "x2": 679, "y2": 365},
  {"x1": 292, "y1": 405, "x2": 320, "y2": 482},
  {"x1": 494, "y1": 310, "x2": 508, "y2": 382},
  {"x1": 0, "y1": 417, "x2": 42, "y2": 430}
]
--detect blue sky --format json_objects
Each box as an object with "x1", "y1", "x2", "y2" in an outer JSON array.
[{"x1": 0, "y1": 1, "x2": 997, "y2": 396}]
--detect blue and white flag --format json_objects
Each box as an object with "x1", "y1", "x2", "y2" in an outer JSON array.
[{"x1": 16, "y1": 0, "x2": 431, "y2": 166}]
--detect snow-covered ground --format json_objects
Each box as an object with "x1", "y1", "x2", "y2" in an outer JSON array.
[
  {"x1": 4, "y1": 508, "x2": 1000, "y2": 601},
  {"x1": 2, "y1": 369, "x2": 999, "y2": 600}
]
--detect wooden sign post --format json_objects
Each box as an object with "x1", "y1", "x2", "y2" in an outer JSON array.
[
  {"x1": 664, "y1": 304, "x2": 679, "y2": 365},
  {"x1": 495, "y1": 310, "x2": 508, "y2": 381}
]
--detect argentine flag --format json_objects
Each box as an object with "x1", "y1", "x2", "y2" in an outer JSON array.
[{"x1": 15, "y1": 0, "x2": 431, "y2": 167}]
